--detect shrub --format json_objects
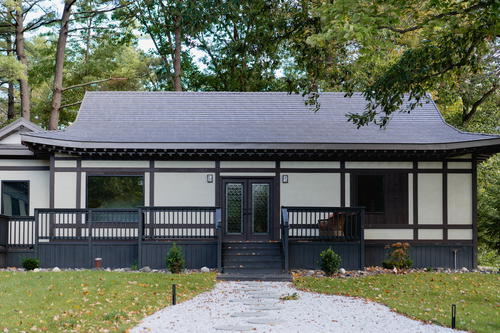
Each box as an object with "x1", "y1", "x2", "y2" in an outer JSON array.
[
  {"x1": 166, "y1": 243, "x2": 185, "y2": 273},
  {"x1": 22, "y1": 258, "x2": 40, "y2": 271},
  {"x1": 319, "y1": 248, "x2": 341, "y2": 276},
  {"x1": 382, "y1": 242, "x2": 413, "y2": 269}
]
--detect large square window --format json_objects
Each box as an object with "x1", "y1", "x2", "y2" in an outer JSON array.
[
  {"x1": 2, "y1": 181, "x2": 29, "y2": 216},
  {"x1": 87, "y1": 176, "x2": 144, "y2": 209},
  {"x1": 356, "y1": 175, "x2": 385, "y2": 213}
]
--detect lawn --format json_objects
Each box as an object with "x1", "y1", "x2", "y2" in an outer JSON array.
[
  {"x1": 294, "y1": 273, "x2": 499, "y2": 333},
  {"x1": 0, "y1": 271, "x2": 215, "y2": 332}
]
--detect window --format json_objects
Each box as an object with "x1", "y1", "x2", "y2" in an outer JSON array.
[
  {"x1": 352, "y1": 172, "x2": 409, "y2": 225},
  {"x1": 2, "y1": 181, "x2": 29, "y2": 216},
  {"x1": 87, "y1": 176, "x2": 143, "y2": 209},
  {"x1": 356, "y1": 175, "x2": 385, "y2": 213}
]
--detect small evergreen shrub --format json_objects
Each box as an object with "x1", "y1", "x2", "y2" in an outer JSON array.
[
  {"x1": 382, "y1": 242, "x2": 413, "y2": 269},
  {"x1": 166, "y1": 243, "x2": 185, "y2": 273},
  {"x1": 319, "y1": 247, "x2": 341, "y2": 276},
  {"x1": 22, "y1": 258, "x2": 40, "y2": 271}
]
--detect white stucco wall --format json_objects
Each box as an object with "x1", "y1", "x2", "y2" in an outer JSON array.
[
  {"x1": 55, "y1": 160, "x2": 77, "y2": 168},
  {"x1": 448, "y1": 161, "x2": 472, "y2": 169},
  {"x1": 448, "y1": 229, "x2": 473, "y2": 240},
  {"x1": 364, "y1": 229, "x2": 413, "y2": 240},
  {"x1": 0, "y1": 132, "x2": 22, "y2": 144},
  {"x1": 281, "y1": 161, "x2": 340, "y2": 168},
  {"x1": 0, "y1": 170, "x2": 49, "y2": 215},
  {"x1": 345, "y1": 173, "x2": 350, "y2": 207},
  {"x1": 418, "y1": 229, "x2": 443, "y2": 240},
  {"x1": 81, "y1": 160, "x2": 149, "y2": 168},
  {"x1": 418, "y1": 174, "x2": 443, "y2": 224},
  {"x1": 408, "y1": 175, "x2": 413, "y2": 224},
  {"x1": 54, "y1": 172, "x2": 77, "y2": 208},
  {"x1": 418, "y1": 162, "x2": 442, "y2": 169},
  {"x1": 0, "y1": 159, "x2": 48, "y2": 167},
  {"x1": 345, "y1": 161, "x2": 412, "y2": 169},
  {"x1": 154, "y1": 172, "x2": 215, "y2": 206},
  {"x1": 447, "y1": 174, "x2": 472, "y2": 224},
  {"x1": 281, "y1": 173, "x2": 341, "y2": 206},
  {"x1": 220, "y1": 161, "x2": 275, "y2": 168},
  {"x1": 155, "y1": 161, "x2": 215, "y2": 168}
]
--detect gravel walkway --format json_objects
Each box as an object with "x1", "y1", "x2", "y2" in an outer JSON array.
[{"x1": 131, "y1": 281, "x2": 463, "y2": 333}]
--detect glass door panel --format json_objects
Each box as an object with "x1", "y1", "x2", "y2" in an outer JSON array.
[
  {"x1": 252, "y1": 183, "x2": 269, "y2": 233},
  {"x1": 225, "y1": 183, "x2": 243, "y2": 234}
]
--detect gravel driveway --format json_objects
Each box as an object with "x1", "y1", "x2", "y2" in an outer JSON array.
[{"x1": 131, "y1": 281, "x2": 463, "y2": 333}]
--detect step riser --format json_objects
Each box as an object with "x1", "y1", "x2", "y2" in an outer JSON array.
[
  {"x1": 224, "y1": 256, "x2": 282, "y2": 263},
  {"x1": 223, "y1": 250, "x2": 282, "y2": 256}
]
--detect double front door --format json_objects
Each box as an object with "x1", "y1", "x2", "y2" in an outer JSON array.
[{"x1": 222, "y1": 178, "x2": 273, "y2": 241}]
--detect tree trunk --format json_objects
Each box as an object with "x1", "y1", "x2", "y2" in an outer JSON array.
[
  {"x1": 6, "y1": 35, "x2": 15, "y2": 120},
  {"x1": 15, "y1": 8, "x2": 30, "y2": 120},
  {"x1": 172, "y1": 15, "x2": 182, "y2": 91},
  {"x1": 7, "y1": 82, "x2": 15, "y2": 120},
  {"x1": 49, "y1": 0, "x2": 76, "y2": 130}
]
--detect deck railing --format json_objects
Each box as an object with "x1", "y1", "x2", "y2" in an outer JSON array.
[
  {"x1": 281, "y1": 206, "x2": 365, "y2": 271},
  {"x1": 8, "y1": 216, "x2": 36, "y2": 247},
  {"x1": 141, "y1": 207, "x2": 219, "y2": 240}
]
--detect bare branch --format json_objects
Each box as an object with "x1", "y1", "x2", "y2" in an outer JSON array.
[
  {"x1": 62, "y1": 77, "x2": 127, "y2": 91},
  {"x1": 60, "y1": 100, "x2": 82, "y2": 109},
  {"x1": 463, "y1": 82, "x2": 498, "y2": 124}
]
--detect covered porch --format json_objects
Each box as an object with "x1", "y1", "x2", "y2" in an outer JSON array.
[{"x1": 0, "y1": 206, "x2": 365, "y2": 272}]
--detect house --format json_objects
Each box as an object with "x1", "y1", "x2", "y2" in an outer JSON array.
[{"x1": 0, "y1": 92, "x2": 499, "y2": 275}]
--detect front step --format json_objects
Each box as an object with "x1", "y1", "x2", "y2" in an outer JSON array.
[
  {"x1": 221, "y1": 241, "x2": 284, "y2": 275},
  {"x1": 217, "y1": 272, "x2": 292, "y2": 282}
]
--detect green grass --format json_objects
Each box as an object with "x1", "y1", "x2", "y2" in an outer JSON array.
[
  {"x1": 295, "y1": 273, "x2": 499, "y2": 333},
  {"x1": 0, "y1": 271, "x2": 215, "y2": 332}
]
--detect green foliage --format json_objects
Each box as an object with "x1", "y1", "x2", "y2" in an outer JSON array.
[
  {"x1": 279, "y1": 292, "x2": 299, "y2": 300},
  {"x1": 0, "y1": 55, "x2": 26, "y2": 81},
  {"x1": 295, "y1": 273, "x2": 500, "y2": 333},
  {"x1": 319, "y1": 248, "x2": 341, "y2": 276},
  {"x1": 303, "y1": 0, "x2": 498, "y2": 127},
  {"x1": 166, "y1": 243, "x2": 185, "y2": 273},
  {"x1": 477, "y1": 155, "x2": 500, "y2": 252},
  {"x1": 477, "y1": 244, "x2": 500, "y2": 268},
  {"x1": 382, "y1": 242, "x2": 412, "y2": 269},
  {"x1": 21, "y1": 258, "x2": 40, "y2": 271}
]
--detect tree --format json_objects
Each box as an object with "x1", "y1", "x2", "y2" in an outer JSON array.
[
  {"x1": 0, "y1": 0, "x2": 58, "y2": 121},
  {"x1": 119, "y1": 0, "x2": 216, "y2": 91},
  {"x1": 303, "y1": 0, "x2": 498, "y2": 127}
]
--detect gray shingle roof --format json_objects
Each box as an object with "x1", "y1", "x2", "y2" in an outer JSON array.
[{"x1": 22, "y1": 91, "x2": 500, "y2": 150}]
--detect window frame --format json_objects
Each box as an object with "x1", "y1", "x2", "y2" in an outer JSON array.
[
  {"x1": 85, "y1": 173, "x2": 145, "y2": 209},
  {"x1": 1, "y1": 180, "x2": 30, "y2": 216}
]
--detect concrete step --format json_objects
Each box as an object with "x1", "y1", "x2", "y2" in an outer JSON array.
[
  {"x1": 223, "y1": 254, "x2": 282, "y2": 263},
  {"x1": 217, "y1": 272, "x2": 292, "y2": 282}
]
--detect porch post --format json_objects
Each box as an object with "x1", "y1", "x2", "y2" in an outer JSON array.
[
  {"x1": 215, "y1": 208, "x2": 222, "y2": 272},
  {"x1": 87, "y1": 209, "x2": 93, "y2": 269},
  {"x1": 138, "y1": 208, "x2": 143, "y2": 268},
  {"x1": 359, "y1": 208, "x2": 365, "y2": 269}
]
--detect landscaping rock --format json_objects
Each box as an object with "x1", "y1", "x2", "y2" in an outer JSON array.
[
  {"x1": 339, "y1": 268, "x2": 346, "y2": 274},
  {"x1": 201, "y1": 266, "x2": 210, "y2": 273},
  {"x1": 140, "y1": 266, "x2": 152, "y2": 272},
  {"x1": 461, "y1": 267, "x2": 469, "y2": 273},
  {"x1": 33, "y1": 268, "x2": 41, "y2": 272},
  {"x1": 305, "y1": 270, "x2": 315, "y2": 276},
  {"x1": 52, "y1": 267, "x2": 61, "y2": 272}
]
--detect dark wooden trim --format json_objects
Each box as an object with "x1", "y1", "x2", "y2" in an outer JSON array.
[
  {"x1": 274, "y1": 161, "x2": 281, "y2": 241},
  {"x1": 0, "y1": 166, "x2": 49, "y2": 171},
  {"x1": 215, "y1": 160, "x2": 221, "y2": 207},
  {"x1": 413, "y1": 161, "x2": 418, "y2": 240},
  {"x1": 49, "y1": 154, "x2": 55, "y2": 209},
  {"x1": 471, "y1": 155, "x2": 478, "y2": 268},
  {"x1": 75, "y1": 159, "x2": 81, "y2": 209},
  {"x1": 340, "y1": 161, "x2": 346, "y2": 207},
  {"x1": 149, "y1": 160, "x2": 155, "y2": 206},
  {"x1": 365, "y1": 240, "x2": 473, "y2": 245},
  {"x1": 365, "y1": 224, "x2": 472, "y2": 229},
  {"x1": 1, "y1": 180, "x2": 30, "y2": 215},
  {"x1": 442, "y1": 161, "x2": 448, "y2": 240}
]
